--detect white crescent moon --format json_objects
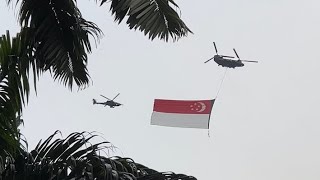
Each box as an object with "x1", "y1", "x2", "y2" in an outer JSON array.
[{"x1": 197, "y1": 102, "x2": 206, "y2": 112}]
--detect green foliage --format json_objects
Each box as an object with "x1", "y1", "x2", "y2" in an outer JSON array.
[
  {"x1": 104, "y1": 0, "x2": 192, "y2": 41},
  {"x1": 0, "y1": 30, "x2": 31, "y2": 157},
  {"x1": 0, "y1": 0, "x2": 195, "y2": 179},
  {"x1": 17, "y1": 0, "x2": 103, "y2": 89},
  {"x1": 8, "y1": 0, "x2": 192, "y2": 42},
  {"x1": 0, "y1": 131, "x2": 196, "y2": 180}
]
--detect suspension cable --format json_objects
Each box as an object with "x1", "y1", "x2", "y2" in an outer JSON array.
[{"x1": 215, "y1": 67, "x2": 228, "y2": 99}]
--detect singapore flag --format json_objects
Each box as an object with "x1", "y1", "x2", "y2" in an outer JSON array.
[{"x1": 151, "y1": 99, "x2": 215, "y2": 129}]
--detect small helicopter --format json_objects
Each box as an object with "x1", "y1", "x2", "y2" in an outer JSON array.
[
  {"x1": 204, "y1": 42, "x2": 258, "y2": 68},
  {"x1": 93, "y1": 93, "x2": 122, "y2": 108}
]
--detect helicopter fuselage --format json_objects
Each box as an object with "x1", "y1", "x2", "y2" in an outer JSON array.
[
  {"x1": 214, "y1": 55, "x2": 244, "y2": 68},
  {"x1": 93, "y1": 99, "x2": 121, "y2": 108},
  {"x1": 104, "y1": 101, "x2": 121, "y2": 108}
]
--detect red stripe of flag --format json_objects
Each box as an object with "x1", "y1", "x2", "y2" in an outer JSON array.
[{"x1": 153, "y1": 99, "x2": 214, "y2": 114}]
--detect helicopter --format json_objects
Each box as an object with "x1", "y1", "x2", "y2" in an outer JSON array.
[
  {"x1": 204, "y1": 42, "x2": 258, "y2": 68},
  {"x1": 93, "y1": 93, "x2": 122, "y2": 108}
]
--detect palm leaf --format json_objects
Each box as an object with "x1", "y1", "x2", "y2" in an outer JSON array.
[
  {"x1": 17, "y1": 0, "x2": 102, "y2": 89},
  {"x1": 103, "y1": 0, "x2": 192, "y2": 41},
  {"x1": 0, "y1": 30, "x2": 32, "y2": 157},
  {"x1": 1, "y1": 131, "x2": 197, "y2": 179}
]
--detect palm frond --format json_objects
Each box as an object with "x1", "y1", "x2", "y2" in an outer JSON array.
[
  {"x1": 0, "y1": 30, "x2": 32, "y2": 157},
  {"x1": 17, "y1": 0, "x2": 102, "y2": 89},
  {"x1": 102, "y1": 0, "x2": 192, "y2": 41},
  {"x1": 1, "y1": 131, "x2": 197, "y2": 180}
]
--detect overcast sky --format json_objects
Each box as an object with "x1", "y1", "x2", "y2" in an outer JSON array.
[{"x1": 1, "y1": 0, "x2": 320, "y2": 179}]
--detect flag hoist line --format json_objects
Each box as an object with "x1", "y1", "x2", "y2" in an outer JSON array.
[
  {"x1": 208, "y1": 67, "x2": 228, "y2": 137},
  {"x1": 215, "y1": 67, "x2": 228, "y2": 99}
]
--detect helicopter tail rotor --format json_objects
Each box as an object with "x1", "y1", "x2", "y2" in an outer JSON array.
[{"x1": 93, "y1": 99, "x2": 97, "y2": 105}]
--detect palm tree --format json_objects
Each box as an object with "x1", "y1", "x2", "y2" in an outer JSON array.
[
  {"x1": 7, "y1": 0, "x2": 192, "y2": 88},
  {"x1": 0, "y1": 30, "x2": 30, "y2": 157},
  {"x1": 1, "y1": 0, "x2": 191, "y2": 151},
  {"x1": 0, "y1": 0, "x2": 191, "y2": 179},
  {"x1": 1, "y1": 131, "x2": 197, "y2": 180}
]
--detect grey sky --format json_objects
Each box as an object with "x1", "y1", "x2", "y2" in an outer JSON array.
[{"x1": 1, "y1": 0, "x2": 320, "y2": 179}]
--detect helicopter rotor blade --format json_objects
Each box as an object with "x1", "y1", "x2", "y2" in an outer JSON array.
[
  {"x1": 233, "y1": 48, "x2": 240, "y2": 59},
  {"x1": 241, "y1": 60, "x2": 258, "y2": 63},
  {"x1": 100, "y1": 95, "x2": 112, "y2": 101},
  {"x1": 213, "y1": 42, "x2": 218, "y2": 55},
  {"x1": 204, "y1": 57, "x2": 214, "y2": 63},
  {"x1": 112, "y1": 93, "x2": 120, "y2": 100}
]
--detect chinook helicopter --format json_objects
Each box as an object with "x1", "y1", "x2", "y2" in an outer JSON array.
[
  {"x1": 204, "y1": 42, "x2": 258, "y2": 68},
  {"x1": 93, "y1": 93, "x2": 122, "y2": 108}
]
